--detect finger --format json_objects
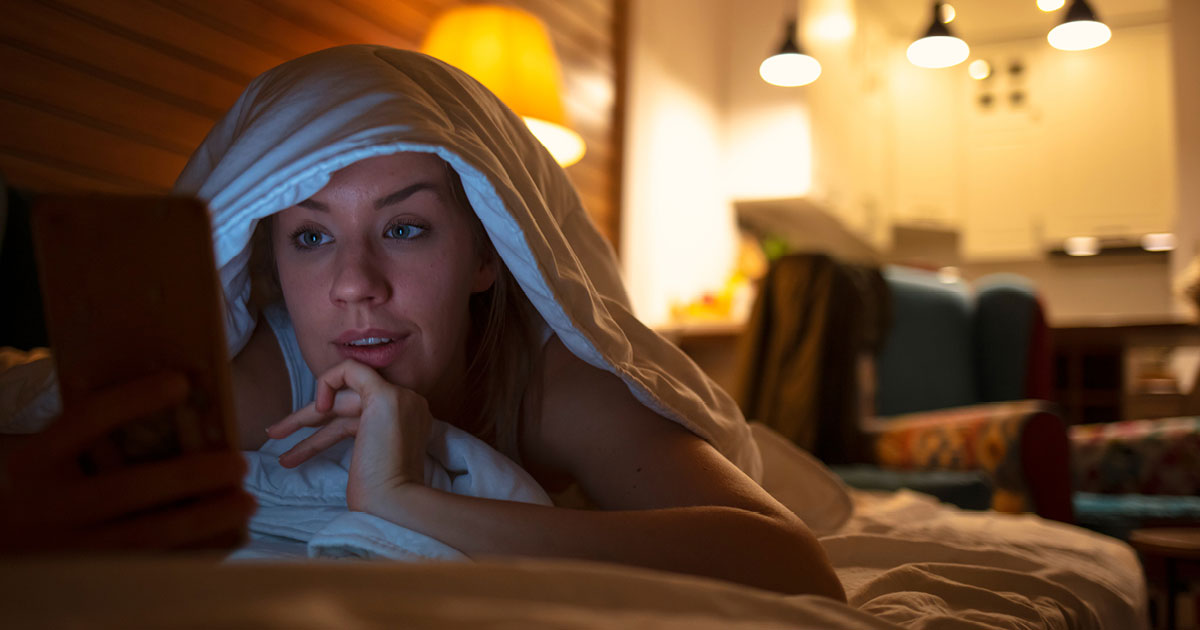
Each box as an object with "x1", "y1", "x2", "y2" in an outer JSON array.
[
  {"x1": 54, "y1": 449, "x2": 248, "y2": 528},
  {"x1": 35, "y1": 372, "x2": 190, "y2": 466},
  {"x1": 278, "y1": 418, "x2": 358, "y2": 468},
  {"x1": 78, "y1": 488, "x2": 257, "y2": 552},
  {"x1": 266, "y1": 390, "x2": 362, "y2": 439},
  {"x1": 315, "y1": 360, "x2": 388, "y2": 411},
  {"x1": 265, "y1": 404, "x2": 334, "y2": 441}
]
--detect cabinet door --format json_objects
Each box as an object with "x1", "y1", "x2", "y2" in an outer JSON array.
[
  {"x1": 1039, "y1": 24, "x2": 1175, "y2": 242},
  {"x1": 889, "y1": 56, "x2": 964, "y2": 228},
  {"x1": 963, "y1": 108, "x2": 1047, "y2": 260}
]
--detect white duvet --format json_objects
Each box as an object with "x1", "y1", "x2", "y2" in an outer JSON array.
[
  {"x1": 222, "y1": 415, "x2": 1145, "y2": 630},
  {"x1": 173, "y1": 44, "x2": 761, "y2": 478}
]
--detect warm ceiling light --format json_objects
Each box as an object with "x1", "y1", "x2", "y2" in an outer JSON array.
[
  {"x1": 760, "y1": 18, "x2": 822, "y2": 87},
  {"x1": 1064, "y1": 236, "x2": 1100, "y2": 256},
  {"x1": 1141, "y1": 233, "x2": 1176, "y2": 252},
  {"x1": 968, "y1": 59, "x2": 991, "y2": 80},
  {"x1": 908, "y1": 2, "x2": 970, "y2": 68},
  {"x1": 422, "y1": 5, "x2": 585, "y2": 166},
  {"x1": 1038, "y1": 0, "x2": 1066, "y2": 11},
  {"x1": 940, "y1": 3, "x2": 957, "y2": 23},
  {"x1": 1048, "y1": 0, "x2": 1111, "y2": 51}
]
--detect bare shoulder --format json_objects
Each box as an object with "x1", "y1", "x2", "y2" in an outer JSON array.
[
  {"x1": 532, "y1": 336, "x2": 688, "y2": 455},
  {"x1": 230, "y1": 318, "x2": 290, "y2": 450},
  {"x1": 525, "y1": 336, "x2": 781, "y2": 514}
]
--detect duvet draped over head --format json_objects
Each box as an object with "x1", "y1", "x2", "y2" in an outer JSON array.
[{"x1": 173, "y1": 45, "x2": 761, "y2": 479}]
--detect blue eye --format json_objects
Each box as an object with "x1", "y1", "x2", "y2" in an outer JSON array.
[
  {"x1": 385, "y1": 223, "x2": 427, "y2": 240},
  {"x1": 291, "y1": 229, "x2": 331, "y2": 250}
]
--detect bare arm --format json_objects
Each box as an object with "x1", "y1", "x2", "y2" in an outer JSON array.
[{"x1": 348, "y1": 337, "x2": 845, "y2": 598}]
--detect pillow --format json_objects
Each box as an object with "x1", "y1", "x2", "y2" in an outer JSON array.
[{"x1": 749, "y1": 421, "x2": 853, "y2": 536}]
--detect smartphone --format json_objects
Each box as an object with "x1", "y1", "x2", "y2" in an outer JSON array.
[{"x1": 30, "y1": 195, "x2": 237, "y2": 474}]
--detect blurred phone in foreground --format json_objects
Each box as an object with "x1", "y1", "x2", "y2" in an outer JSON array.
[{"x1": 30, "y1": 195, "x2": 237, "y2": 474}]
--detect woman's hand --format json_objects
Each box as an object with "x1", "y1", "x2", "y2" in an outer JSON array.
[
  {"x1": 265, "y1": 359, "x2": 433, "y2": 511},
  {"x1": 0, "y1": 372, "x2": 255, "y2": 554}
]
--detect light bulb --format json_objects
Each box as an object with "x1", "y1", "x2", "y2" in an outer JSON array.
[
  {"x1": 1048, "y1": 19, "x2": 1111, "y2": 51},
  {"x1": 760, "y1": 52, "x2": 822, "y2": 87},
  {"x1": 1064, "y1": 236, "x2": 1100, "y2": 256},
  {"x1": 907, "y1": 36, "x2": 970, "y2": 68},
  {"x1": 1141, "y1": 233, "x2": 1175, "y2": 252},
  {"x1": 1038, "y1": 0, "x2": 1065, "y2": 11},
  {"x1": 968, "y1": 59, "x2": 991, "y2": 80}
]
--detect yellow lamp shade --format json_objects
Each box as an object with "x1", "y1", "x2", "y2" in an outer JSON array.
[{"x1": 422, "y1": 5, "x2": 585, "y2": 166}]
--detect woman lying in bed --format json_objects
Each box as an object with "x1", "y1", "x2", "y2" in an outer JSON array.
[{"x1": 0, "y1": 45, "x2": 843, "y2": 600}]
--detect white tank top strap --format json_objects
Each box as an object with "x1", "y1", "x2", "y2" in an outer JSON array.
[
  {"x1": 535, "y1": 318, "x2": 555, "y2": 349},
  {"x1": 260, "y1": 301, "x2": 317, "y2": 412}
]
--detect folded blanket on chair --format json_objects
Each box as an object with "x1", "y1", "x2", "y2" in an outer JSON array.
[{"x1": 230, "y1": 421, "x2": 552, "y2": 562}]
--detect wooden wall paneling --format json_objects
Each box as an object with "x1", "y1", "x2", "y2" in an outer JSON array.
[
  {"x1": 47, "y1": 0, "x2": 286, "y2": 81},
  {"x1": 517, "y1": 0, "x2": 611, "y2": 55},
  {"x1": 155, "y1": 0, "x2": 344, "y2": 59},
  {"x1": 329, "y1": 0, "x2": 446, "y2": 43},
  {"x1": 0, "y1": 0, "x2": 625, "y2": 251},
  {"x1": 248, "y1": 0, "x2": 420, "y2": 48},
  {"x1": 2, "y1": 2, "x2": 243, "y2": 116},
  {"x1": 0, "y1": 99, "x2": 186, "y2": 190},
  {"x1": 609, "y1": 0, "x2": 628, "y2": 252},
  {"x1": 0, "y1": 152, "x2": 151, "y2": 196},
  {"x1": 0, "y1": 42, "x2": 213, "y2": 155}
]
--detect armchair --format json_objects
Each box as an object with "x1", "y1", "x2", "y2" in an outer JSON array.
[
  {"x1": 850, "y1": 266, "x2": 1071, "y2": 521},
  {"x1": 736, "y1": 255, "x2": 1073, "y2": 522},
  {"x1": 1070, "y1": 415, "x2": 1200, "y2": 538}
]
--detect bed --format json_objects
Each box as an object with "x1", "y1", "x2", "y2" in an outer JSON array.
[
  {"x1": 0, "y1": 492, "x2": 1144, "y2": 629},
  {"x1": 0, "y1": 429, "x2": 1147, "y2": 630}
]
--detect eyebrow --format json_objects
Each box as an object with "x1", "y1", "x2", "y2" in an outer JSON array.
[{"x1": 295, "y1": 181, "x2": 437, "y2": 212}]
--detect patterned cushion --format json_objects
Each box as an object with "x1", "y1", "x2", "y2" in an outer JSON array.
[
  {"x1": 868, "y1": 400, "x2": 1054, "y2": 514},
  {"x1": 1071, "y1": 416, "x2": 1200, "y2": 495}
]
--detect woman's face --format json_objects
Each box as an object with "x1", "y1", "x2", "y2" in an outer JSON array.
[{"x1": 272, "y1": 153, "x2": 495, "y2": 408}]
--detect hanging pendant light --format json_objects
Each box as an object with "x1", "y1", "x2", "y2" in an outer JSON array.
[
  {"x1": 1048, "y1": 0, "x2": 1111, "y2": 51},
  {"x1": 907, "y1": 2, "x2": 969, "y2": 69},
  {"x1": 760, "y1": 18, "x2": 822, "y2": 87}
]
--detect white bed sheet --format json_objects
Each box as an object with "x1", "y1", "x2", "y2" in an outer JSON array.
[
  {"x1": 0, "y1": 555, "x2": 896, "y2": 629},
  {"x1": 825, "y1": 489, "x2": 1148, "y2": 630}
]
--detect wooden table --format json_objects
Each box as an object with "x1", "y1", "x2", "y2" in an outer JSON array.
[{"x1": 1130, "y1": 527, "x2": 1200, "y2": 630}]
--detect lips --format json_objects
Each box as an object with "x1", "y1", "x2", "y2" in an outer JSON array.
[{"x1": 334, "y1": 328, "x2": 408, "y2": 369}]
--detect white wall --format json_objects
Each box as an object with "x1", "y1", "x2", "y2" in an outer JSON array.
[
  {"x1": 622, "y1": 0, "x2": 1188, "y2": 326},
  {"x1": 621, "y1": 0, "x2": 736, "y2": 326},
  {"x1": 724, "y1": 1, "x2": 815, "y2": 201},
  {"x1": 802, "y1": 0, "x2": 894, "y2": 244}
]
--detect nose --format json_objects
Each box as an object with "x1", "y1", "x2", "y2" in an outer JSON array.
[{"x1": 329, "y1": 243, "x2": 391, "y2": 306}]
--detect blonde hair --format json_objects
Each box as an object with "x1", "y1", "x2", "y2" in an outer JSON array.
[
  {"x1": 447, "y1": 161, "x2": 543, "y2": 463},
  {"x1": 247, "y1": 160, "x2": 541, "y2": 464}
]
